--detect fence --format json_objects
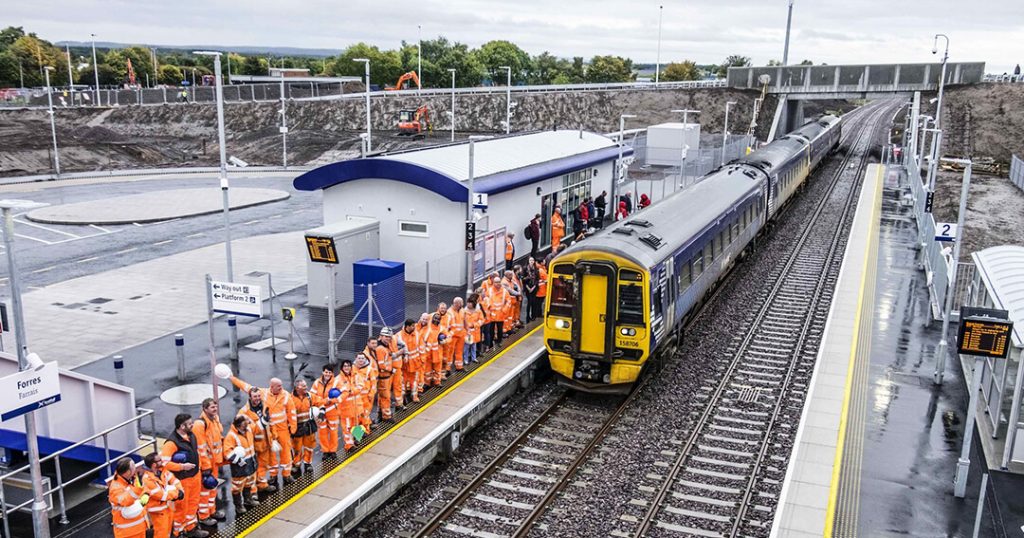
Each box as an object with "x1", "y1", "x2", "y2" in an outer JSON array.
[
  {"x1": 1011, "y1": 154, "x2": 1024, "y2": 192},
  {"x1": 983, "y1": 73, "x2": 1024, "y2": 83},
  {"x1": 0, "y1": 165, "x2": 311, "y2": 185}
]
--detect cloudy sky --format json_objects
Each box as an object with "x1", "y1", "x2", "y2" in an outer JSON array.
[{"x1": 15, "y1": 0, "x2": 1024, "y2": 73}]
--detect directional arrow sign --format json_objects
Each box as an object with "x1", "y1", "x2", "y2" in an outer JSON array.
[{"x1": 210, "y1": 280, "x2": 262, "y2": 318}]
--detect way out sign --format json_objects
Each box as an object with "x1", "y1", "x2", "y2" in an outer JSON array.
[
  {"x1": 210, "y1": 280, "x2": 262, "y2": 318},
  {"x1": 0, "y1": 363, "x2": 61, "y2": 422}
]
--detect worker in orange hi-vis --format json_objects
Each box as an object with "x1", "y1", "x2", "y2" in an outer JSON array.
[
  {"x1": 463, "y1": 296, "x2": 485, "y2": 366},
  {"x1": 551, "y1": 205, "x2": 565, "y2": 252},
  {"x1": 396, "y1": 318, "x2": 422, "y2": 402},
  {"x1": 445, "y1": 297, "x2": 467, "y2": 372},
  {"x1": 484, "y1": 273, "x2": 510, "y2": 350},
  {"x1": 290, "y1": 379, "x2": 317, "y2": 476},
  {"x1": 416, "y1": 313, "x2": 438, "y2": 388},
  {"x1": 354, "y1": 347, "x2": 377, "y2": 434},
  {"x1": 336, "y1": 358, "x2": 361, "y2": 451},
  {"x1": 436, "y1": 302, "x2": 452, "y2": 381},
  {"x1": 505, "y1": 232, "x2": 516, "y2": 271},
  {"x1": 423, "y1": 312, "x2": 445, "y2": 387},
  {"x1": 310, "y1": 363, "x2": 342, "y2": 459},
  {"x1": 502, "y1": 270, "x2": 522, "y2": 336},
  {"x1": 223, "y1": 415, "x2": 259, "y2": 515},
  {"x1": 377, "y1": 327, "x2": 403, "y2": 418},
  {"x1": 234, "y1": 387, "x2": 276, "y2": 493},
  {"x1": 108, "y1": 456, "x2": 150, "y2": 538},
  {"x1": 192, "y1": 398, "x2": 225, "y2": 526},
  {"x1": 229, "y1": 375, "x2": 298, "y2": 487},
  {"x1": 159, "y1": 414, "x2": 207, "y2": 538},
  {"x1": 140, "y1": 452, "x2": 183, "y2": 538}
]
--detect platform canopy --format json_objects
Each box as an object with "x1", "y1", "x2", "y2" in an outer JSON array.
[
  {"x1": 972, "y1": 245, "x2": 1024, "y2": 348},
  {"x1": 294, "y1": 130, "x2": 631, "y2": 202}
]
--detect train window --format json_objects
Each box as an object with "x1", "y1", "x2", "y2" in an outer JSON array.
[
  {"x1": 732, "y1": 219, "x2": 741, "y2": 239},
  {"x1": 617, "y1": 284, "x2": 644, "y2": 325},
  {"x1": 679, "y1": 262, "x2": 691, "y2": 288},
  {"x1": 549, "y1": 275, "x2": 574, "y2": 318},
  {"x1": 716, "y1": 232, "x2": 724, "y2": 254},
  {"x1": 693, "y1": 253, "x2": 703, "y2": 278},
  {"x1": 705, "y1": 245, "x2": 713, "y2": 267}
]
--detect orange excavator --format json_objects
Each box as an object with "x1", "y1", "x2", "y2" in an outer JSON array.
[
  {"x1": 397, "y1": 105, "x2": 432, "y2": 138},
  {"x1": 386, "y1": 71, "x2": 421, "y2": 91}
]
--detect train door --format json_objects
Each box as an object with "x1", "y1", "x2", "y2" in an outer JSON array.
[
  {"x1": 540, "y1": 193, "x2": 557, "y2": 250},
  {"x1": 571, "y1": 261, "x2": 617, "y2": 360}
]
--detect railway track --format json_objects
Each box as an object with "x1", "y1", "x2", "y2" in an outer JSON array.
[{"x1": 624, "y1": 101, "x2": 894, "y2": 538}]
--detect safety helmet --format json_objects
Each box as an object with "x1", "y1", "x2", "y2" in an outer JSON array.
[
  {"x1": 202, "y1": 474, "x2": 218, "y2": 489},
  {"x1": 122, "y1": 501, "x2": 144, "y2": 519},
  {"x1": 171, "y1": 452, "x2": 188, "y2": 464},
  {"x1": 379, "y1": 327, "x2": 393, "y2": 337},
  {"x1": 328, "y1": 388, "x2": 342, "y2": 399}
]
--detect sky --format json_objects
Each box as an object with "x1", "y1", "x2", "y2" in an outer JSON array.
[{"x1": 14, "y1": 0, "x2": 1024, "y2": 73}]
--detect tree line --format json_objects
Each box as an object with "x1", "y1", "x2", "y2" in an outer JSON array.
[{"x1": 0, "y1": 26, "x2": 758, "y2": 89}]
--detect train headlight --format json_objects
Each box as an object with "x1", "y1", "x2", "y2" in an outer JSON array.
[
  {"x1": 619, "y1": 327, "x2": 636, "y2": 336},
  {"x1": 555, "y1": 319, "x2": 570, "y2": 330},
  {"x1": 603, "y1": 374, "x2": 611, "y2": 384}
]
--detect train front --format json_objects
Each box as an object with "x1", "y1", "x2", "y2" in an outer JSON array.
[{"x1": 543, "y1": 249, "x2": 651, "y2": 394}]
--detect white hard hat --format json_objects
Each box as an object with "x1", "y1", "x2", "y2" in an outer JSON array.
[
  {"x1": 122, "y1": 501, "x2": 144, "y2": 519},
  {"x1": 379, "y1": 327, "x2": 393, "y2": 337},
  {"x1": 214, "y1": 363, "x2": 232, "y2": 380}
]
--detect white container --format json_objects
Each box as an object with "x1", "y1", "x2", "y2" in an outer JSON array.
[
  {"x1": 646, "y1": 123, "x2": 701, "y2": 166},
  {"x1": 306, "y1": 218, "x2": 380, "y2": 308}
]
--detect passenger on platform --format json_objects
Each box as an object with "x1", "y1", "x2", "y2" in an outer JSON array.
[
  {"x1": 159, "y1": 414, "x2": 206, "y2": 538},
  {"x1": 337, "y1": 358, "x2": 361, "y2": 451},
  {"x1": 378, "y1": 327, "x2": 404, "y2": 416},
  {"x1": 464, "y1": 295, "x2": 485, "y2": 365},
  {"x1": 140, "y1": 452, "x2": 183, "y2": 538},
  {"x1": 523, "y1": 258, "x2": 539, "y2": 322},
  {"x1": 291, "y1": 379, "x2": 317, "y2": 475},
  {"x1": 483, "y1": 273, "x2": 509, "y2": 351},
  {"x1": 535, "y1": 258, "x2": 548, "y2": 319},
  {"x1": 639, "y1": 193, "x2": 651, "y2": 209},
  {"x1": 235, "y1": 388, "x2": 275, "y2": 492},
  {"x1": 354, "y1": 350, "x2": 377, "y2": 433},
  {"x1": 528, "y1": 214, "x2": 541, "y2": 259},
  {"x1": 192, "y1": 398, "x2": 225, "y2": 526},
  {"x1": 414, "y1": 313, "x2": 432, "y2": 393},
  {"x1": 577, "y1": 199, "x2": 589, "y2": 230},
  {"x1": 551, "y1": 205, "x2": 565, "y2": 252},
  {"x1": 224, "y1": 415, "x2": 259, "y2": 514},
  {"x1": 616, "y1": 200, "x2": 628, "y2": 221},
  {"x1": 311, "y1": 364, "x2": 342, "y2": 460},
  {"x1": 228, "y1": 376, "x2": 298, "y2": 487},
  {"x1": 108, "y1": 456, "x2": 150, "y2": 538},
  {"x1": 504, "y1": 232, "x2": 516, "y2": 271},
  {"x1": 512, "y1": 268, "x2": 525, "y2": 329},
  {"x1": 436, "y1": 302, "x2": 453, "y2": 379},
  {"x1": 586, "y1": 197, "x2": 597, "y2": 228},
  {"x1": 396, "y1": 318, "x2": 422, "y2": 403},
  {"x1": 623, "y1": 191, "x2": 634, "y2": 213},
  {"x1": 445, "y1": 298, "x2": 467, "y2": 372},
  {"x1": 594, "y1": 191, "x2": 608, "y2": 226},
  {"x1": 423, "y1": 313, "x2": 444, "y2": 387}
]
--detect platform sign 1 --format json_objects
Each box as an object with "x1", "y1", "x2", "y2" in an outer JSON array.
[
  {"x1": 935, "y1": 222, "x2": 958, "y2": 242},
  {"x1": 472, "y1": 193, "x2": 488, "y2": 208},
  {"x1": 0, "y1": 362, "x2": 61, "y2": 422},
  {"x1": 957, "y1": 306, "x2": 1013, "y2": 359},
  {"x1": 210, "y1": 280, "x2": 262, "y2": 318},
  {"x1": 305, "y1": 235, "x2": 339, "y2": 264}
]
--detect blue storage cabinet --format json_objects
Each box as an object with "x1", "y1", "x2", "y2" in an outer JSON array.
[{"x1": 353, "y1": 259, "x2": 405, "y2": 329}]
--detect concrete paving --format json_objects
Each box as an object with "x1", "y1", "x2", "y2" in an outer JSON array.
[
  {"x1": 24, "y1": 187, "x2": 290, "y2": 224},
  {"x1": 19, "y1": 231, "x2": 307, "y2": 369}
]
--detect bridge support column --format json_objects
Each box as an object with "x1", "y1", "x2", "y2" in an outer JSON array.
[{"x1": 833, "y1": 66, "x2": 841, "y2": 92}]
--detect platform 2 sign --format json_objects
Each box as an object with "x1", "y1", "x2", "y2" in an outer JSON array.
[
  {"x1": 957, "y1": 306, "x2": 1013, "y2": 359},
  {"x1": 305, "y1": 235, "x2": 339, "y2": 264},
  {"x1": 210, "y1": 280, "x2": 263, "y2": 318},
  {"x1": 935, "y1": 222, "x2": 958, "y2": 242},
  {"x1": 0, "y1": 362, "x2": 61, "y2": 422}
]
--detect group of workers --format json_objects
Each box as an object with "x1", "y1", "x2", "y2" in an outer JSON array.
[{"x1": 108, "y1": 266, "x2": 547, "y2": 537}]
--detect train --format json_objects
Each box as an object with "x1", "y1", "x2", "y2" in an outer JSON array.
[{"x1": 543, "y1": 114, "x2": 843, "y2": 393}]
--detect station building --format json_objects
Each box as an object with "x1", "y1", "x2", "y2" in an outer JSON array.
[{"x1": 294, "y1": 130, "x2": 631, "y2": 286}]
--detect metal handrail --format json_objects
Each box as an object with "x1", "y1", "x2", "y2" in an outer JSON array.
[
  {"x1": 0, "y1": 165, "x2": 310, "y2": 185},
  {"x1": 0, "y1": 407, "x2": 157, "y2": 534}
]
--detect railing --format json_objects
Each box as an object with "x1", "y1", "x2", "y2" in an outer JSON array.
[
  {"x1": 906, "y1": 154, "x2": 948, "y2": 320},
  {"x1": 1011, "y1": 154, "x2": 1024, "y2": 192},
  {"x1": 0, "y1": 408, "x2": 157, "y2": 535},
  {"x1": 983, "y1": 74, "x2": 1024, "y2": 83},
  {"x1": 0, "y1": 165, "x2": 310, "y2": 185}
]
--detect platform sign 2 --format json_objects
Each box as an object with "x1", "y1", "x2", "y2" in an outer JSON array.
[
  {"x1": 210, "y1": 281, "x2": 263, "y2": 318},
  {"x1": 305, "y1": 235, "x2": 339, "y2": 264},
  {"x1": 957, "y1": 306, "x2": 1013, "y2": 359},
  {"x1": 0, "y1": 362, "x2": 61, "y2": 422},
  {"x1": 935, "y1": 222, "x2": 958, "y2": 242}
]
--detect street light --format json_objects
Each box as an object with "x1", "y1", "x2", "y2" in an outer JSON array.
[
  {"x1": 91, "y1": 34, "x2": 100, "y2": 106},
  {"x1": 279, "y1": 73, "x2": 288, "y2": 167},
  {"x1": 722, "y1": 101, "x2": 737, "y2": 166},
  {"x1": 671, "y1": 108, "x2": 699, "y2": 125},
  {"x1": 466, "y1": 135, "x2": 494, "y2": 294},
  {"x1": 612, "y1": 114, "x2": 637, "y2": 217},
  {"x1": 1, "y1": 198, "x2": 53, "y2": 538},
  {"x1": 43, "y1": 66, "x2": 61, "y2": 179},
  {"x1": 783, "y1": 0, "x2": 795, "y2": 65},
  {"x1": 655, "y1": 5, "x2": 663, "y2": 84},
  {"x1": 448, "y1": 68, "x2": 456, "y2": 142},
  {"x1": 353, "y1": 58, "x2": 372, "y2": 151},
  {"x1": 417, "y1": 24, "x2": 422, "y2": 93},
  {"x1": 64, "y1": 45, "x2": 75, "y2": 103},
  {"x1": 501, "y1": 66, "x2": 511, "y2": 134},
  {"x1": 672, "y1": 109, "x2": 699, "y2": 185},
  {"x1": 193, "y1": 51, "x2": 234, "y2": 280},
  {"x1": 932, "y1": 34, "x2": 950, "y2": 130}
]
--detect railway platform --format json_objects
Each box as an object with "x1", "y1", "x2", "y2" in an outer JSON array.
[{"x1": 774, "y1": 164, "x2": 1024, "y2": 536}]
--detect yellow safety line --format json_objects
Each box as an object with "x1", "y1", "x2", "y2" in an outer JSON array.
[
  {"x1": 238, "y1": 325, "x2": 543, "y2": 537},
  {"x1": 823, "y1": 165, "x2": 883, "y2": 536}
]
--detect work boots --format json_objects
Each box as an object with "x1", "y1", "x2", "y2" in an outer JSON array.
[
  {"x1": 213, "y1": 508, "x2": 226, "y2": 520},
  {"x1": 189, "y1": 528, "x2": 211, "y2": 538},
  {"x1": 233, "y1": 493, "x2": 247, "y2": 515},
  {"x1": 245, "y1": 491, "x2": 260, "y2": 508}
]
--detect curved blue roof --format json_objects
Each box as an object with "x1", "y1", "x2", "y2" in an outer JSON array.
[{"x1": 293, "y1": 133, "x2": 632, "y2": 202}]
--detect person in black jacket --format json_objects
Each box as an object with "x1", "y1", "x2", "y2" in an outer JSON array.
[
  {"x1": 528, "y1": 214, "x2": 541, "y2": 259},
  {"x1": 594, "y1": 191, "x2": 607, "y2": 227}
]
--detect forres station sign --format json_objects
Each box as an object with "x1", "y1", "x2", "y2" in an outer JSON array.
[{"x1": 0, "y1": 362, "x2": 61, "y2": 422}]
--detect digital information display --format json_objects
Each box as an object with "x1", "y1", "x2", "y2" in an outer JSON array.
[
  {"x1": 957, "y1": 306, "x2": 1013, "y2": 359},
  {"x1": 305, "y1": 236, "x2": 339, "y2": 264}
]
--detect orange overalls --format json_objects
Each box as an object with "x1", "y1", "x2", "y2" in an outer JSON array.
[
  {"x1": 291, "y1": 392, "x2": 317, "y2": 465},
  {"x1": 374, "y1": 341, "x2": 397, "y2": 420},
  {"x1": 484, "y1": 283, "x2": 509, "y2": 346},
  {"x1": 231, "y1": 378, "x2": 297, "y2": 480},
  {"x1": 159, "y1": 433, "x2": 201, "y2": 536},
  {"x1": 311, "y1": 374, "x2": 342, "y2": 454},
  {"x1": 465, "y1": 307, "x2": 484, "y2": 356},
  {"x1": 223, "y1": 424, "x2": 257, "y2": 495},
  {"x1": 236, "y1": 402, "x2": 271, "y2": 490},
  {"x1": 438, "y1": 311, "x2": 453, "y2": 379},
  {"x1": 423, "y1": 322, "x2": 443, "y2": 387},
  {"x1": 141, "y1": 466, "x2": 182, "y2": 538},
  {"x1": 108, "y1": 473, "x2": 148, "y2": 538},
  {"x1": 336, "y1": 371, "x2": 360, "y2": 450},
  {"x1": 193, "y1": 413, "x2": 223, "y2": 521},
  {"x1": 445, "y1": 307, "x2": 467, "y2": 371},
  {"x1": 355, "y1": 356, "x2": 377, "y2": 434},
  {"x1": 551, "y1": 212, "x2": 565, "y2": 251},
  {"x1": 396, "y1": 326, "x2": 422, "y2": 401},
  {"x1": 502, "y1": 277, "x2": 521, "y2": 333}
]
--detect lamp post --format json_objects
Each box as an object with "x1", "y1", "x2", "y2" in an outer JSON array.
[
  {"x1": 448, "y1": 68, "x2": 456, "y2": 142},
  {"x1": 65, "y1": 45, "x2": 75, "y2": 103},
  {"x1": 466, "y1": 135, "x2": 493, "y2": 294},
  {"x1": 279, "y1": 73, "x2": 288, "y2": 168},
  {"x1": 671, "y1": 108, "x2": 699, "y2": 125},
  {"x1": 655, "y1": 5, "x2": 663, "y2": 84},
  {"x1": 501, "y1": 66, "x2": 511, "y2": 134},
  {"x1": 783, "y1": 0, "x2": 795, "y2": 65},
  {"x1": 353, "y1": 58, "x2": 371, "y2": 151},
  {"x1": 193, "y1": 51, "x2": 233, "y2": 281},
  {"x1": 722, "y1": 101, "x2": 737, "y2": 166},
  {"x1": 934, "y1": 158, "x2": 972, "y2": 387},
  {"x1": 917, "y1": 115, "x2": 933, "y2": 167},
  {"x1": 932, "y1": 34, "x2": 949, "y2": 130},
  {"x1": 91, "y1": 34, "x2": 100, "y2": 106},
  {"x1": 1, "y1": 198, "x2": 53, "y2": 538},
  {"x1": 43, "y1": 67, "x2": 61, "y2": 179},
  {"x1": 417, "y1": 24, "x2": 422, "y2": 93},
  {"x1": 612, "y1": 114, "x2": 637, "y2": 217},
  {"x1": 672, "y1": 109, "x2": 700, "y2": 185}
]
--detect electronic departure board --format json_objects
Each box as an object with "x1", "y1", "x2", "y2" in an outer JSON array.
[
  {"x1": 305, "y1": 235, "x2": 339, "y2": 264},
  {"x1": 957, "y1": 306, "x2": 1014, "y2": 359}
]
